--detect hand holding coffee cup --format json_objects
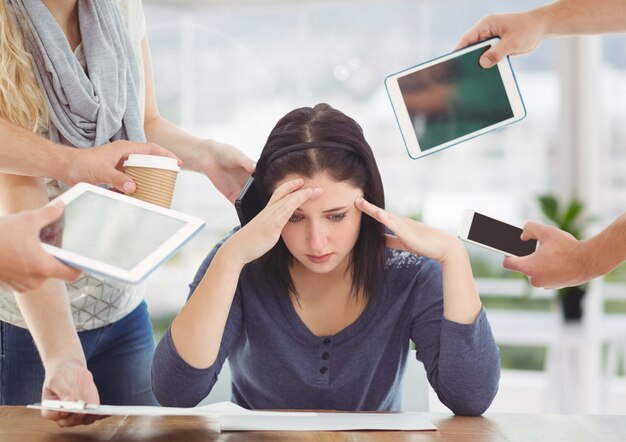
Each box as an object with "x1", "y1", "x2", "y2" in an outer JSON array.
[{"x1": 123, "y1": 154, "x2": 180, "y2": 208}]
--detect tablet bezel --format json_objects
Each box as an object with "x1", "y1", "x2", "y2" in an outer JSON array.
[
  {"x1": 41, "y1": 183, "x2": 205, "y2": 284},
  {"x1": 385, "y1": 37, "x2": 526, "y2": 159}
]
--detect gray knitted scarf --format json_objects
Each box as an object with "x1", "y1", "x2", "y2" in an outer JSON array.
[{"x1": 8, "y1": 0, "x2": 145, "y2": 147}]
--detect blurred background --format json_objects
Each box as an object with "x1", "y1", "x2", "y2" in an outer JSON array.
[{"x1": 141, "y1": 0, "x2": 626, "y2": 414}]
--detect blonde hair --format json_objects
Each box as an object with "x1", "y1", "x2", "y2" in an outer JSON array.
[{"x1": 0, "y1": 1, "x2": 48, "y2": 133}]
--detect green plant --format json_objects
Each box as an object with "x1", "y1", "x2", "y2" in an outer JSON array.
[
  {"x1": 538, "y1": 195, "x2": 587, "y2": 241},
  {"x1": 537, "y1": 194, "x2": 591, "y2": 299}
]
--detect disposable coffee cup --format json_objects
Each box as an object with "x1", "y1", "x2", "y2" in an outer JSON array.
[{"x1": 123, "y1": 154, "x2": 180, "y2": 208}]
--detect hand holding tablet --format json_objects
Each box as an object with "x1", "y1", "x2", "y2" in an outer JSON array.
[
  {"x1": 39, "y1": 183, "x2": 205, "y2": 284},
  {"x1": 385, "y1": 38, "x2": 526, "y2": 159}
]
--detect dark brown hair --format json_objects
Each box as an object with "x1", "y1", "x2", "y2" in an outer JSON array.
[{"x1": 257, "y1": 103, "x2": 385, "y2": 301}]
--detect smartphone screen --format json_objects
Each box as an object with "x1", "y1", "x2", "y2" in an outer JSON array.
[{"x1": 468, "y1": 212, "x2": 537, "y2": 257}]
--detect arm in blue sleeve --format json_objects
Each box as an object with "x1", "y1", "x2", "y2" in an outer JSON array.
[
  {"x1": 152, "y1": 229, "x2": 244, "y2": 407},
  {"x1": 411, "y1": 260, "x2": 500, "y2": 416}
]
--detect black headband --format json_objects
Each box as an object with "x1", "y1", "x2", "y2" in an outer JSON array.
[
  {"x1": 257, "y1": 141, "x2": 359, "y2": 173},
  {"x1": 236, "y1": 141, "x2": 363, "y2": 226}
]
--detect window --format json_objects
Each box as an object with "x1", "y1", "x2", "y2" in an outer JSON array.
[{"x1": 144, "y1": 0, "x2": 557, "y2": 280}]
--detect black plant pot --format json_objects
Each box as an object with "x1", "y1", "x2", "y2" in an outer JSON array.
[{"x1": 560, "y1": 287, "x2": 586, "y2": 321}]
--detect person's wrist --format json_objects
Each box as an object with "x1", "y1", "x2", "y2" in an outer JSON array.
[
  {"x1": 577, "y1": 237, "x2": 609, "y2": 282},
  {"x1": 530, "y1": 2, "x2": 556, "y2": 39},
  {"x1": 39, "y1": 328, "x2": 87, "y2": 372},
  {"x1": 44, "y1": 355, "x2": 87, "y2": 373},
  {"x1": 216, "y1": 238, "x2": 248, "y2": 269},
  {"x1": 185, "y1": 138, "x2": 215, "y2": 174},
  {"x1": 51, "y1": 143, "x2": 78, "y2": 183},
  {"x1": 574, "y1": 239, "x2": 590, "y2": 279},
  {"x1": 439, "y1": 238, "x2": 469, "y2": 266}
]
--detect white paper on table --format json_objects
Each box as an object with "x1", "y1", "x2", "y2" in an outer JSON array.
[
  {"x1": 217, "y1": 410, "x2": 436, "y2": 431},
  {"x1": 28, "y1": 401, "x2": 436, "y2": 431},
  {"x1": 28, "y1": 403, "x2": 214, "y2": 417}
]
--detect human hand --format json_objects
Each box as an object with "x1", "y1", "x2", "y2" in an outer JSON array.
[
  {"x1": 197, "y1": 140, "x2": 256, "y2": 204},
  {"x1": 503, "y1": 221, "x2": 589, "y2": 289},
  {"x1": 0, "y1": 202, "x2": 81, "y2": 292},
  {"x1": 355, "y1": 198, "x2": 464, "y2": 263},
  {"x1": 225, "y1": 178, "x2": 322, "y2": 264},
  {"x1": 455, "y1": 10, "x2": 547, "y2": 68},
  {"x1": 41, "y1": 358, "x2": 103, "y2": 427},
  {"x1": 65, "y1": 140, "x2": 180, "y2": 194}
]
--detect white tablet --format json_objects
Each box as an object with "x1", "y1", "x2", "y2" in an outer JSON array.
[
  {"x1": 40, "y1": 183, "x2": 205, "y2": 284},
  {"x1": 385, "y1": 38, "x2": 526, "y2": 159}
]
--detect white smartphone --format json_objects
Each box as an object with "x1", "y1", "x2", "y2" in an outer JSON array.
[
  {"x1": 457, "y1": 209, "x2": 537, "y2": 257},
  {"x1": 385, "y1": 37, "x2": 526, "y2": 159}
]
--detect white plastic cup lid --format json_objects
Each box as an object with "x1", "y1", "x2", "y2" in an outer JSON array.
[{"x1": 123, "y1": 154, "x2": 180, "y2": 172}]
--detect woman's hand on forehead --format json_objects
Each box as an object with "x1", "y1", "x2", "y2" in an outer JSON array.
[{"x1": 226, "y1": 178, "x2": 322, "y2": 265}]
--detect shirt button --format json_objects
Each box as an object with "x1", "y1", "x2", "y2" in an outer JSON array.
[
  {"x1": 320, "y1": 366, "x2": 328, "y2": 374},
  {"x1": 322, "y1": 352, "x2": 330, "y2": 360},
  {"x1": 323, "y1": 338, "x2": 331, "y2": 345}
]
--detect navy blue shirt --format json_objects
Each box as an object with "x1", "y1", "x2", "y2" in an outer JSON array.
[{"x1": 152, "y1": 234, "x2": 500, "y2": 415}]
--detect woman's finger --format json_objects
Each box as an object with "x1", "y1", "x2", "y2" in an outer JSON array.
[
  {"x1": 40, "y1": 408, "x2": 65, "y2": 422},
  {"x1": 355, "y1": 197, "x2": 383, "y2": 219},
  {"x1": 266, "y1": 178, "x2": 304, "y2": 206},
  {"x1": 355, "y1": 197, "x2": 400, "y2": 232},
  {"x1": 57, "y1": 412, "x2": 93, "y2": 428},
  {"x1": 270, "y1": 187, "x2": 322, "y2": 225},
  {"x1": 358, "y1": 198, "x2": 424, "y2": 253}
]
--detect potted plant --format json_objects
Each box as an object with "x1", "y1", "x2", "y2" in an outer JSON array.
[{"x1": 538, "y1": 194, "x2": 591, "y2": 321}]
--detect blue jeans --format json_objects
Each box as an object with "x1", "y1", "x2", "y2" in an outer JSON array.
[{"x1": 0, "y1": 301, "x2": 157, "y2": 405}]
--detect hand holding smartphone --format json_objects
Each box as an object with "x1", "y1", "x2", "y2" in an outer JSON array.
[{"x1": 457, "y1": 209, "x2": 537, "y2": 257}]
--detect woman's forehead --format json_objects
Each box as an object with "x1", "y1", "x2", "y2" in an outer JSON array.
[
  {"x1": 278, "y1": 172, "x2": 360, "y2": 192},
  {"x1": 272, "y1": 173, "x2": 360, "y2": 212}
]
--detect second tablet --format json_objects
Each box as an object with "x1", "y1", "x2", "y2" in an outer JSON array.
[{"x1": 385, "y1": 37, "x2": 526, "y2": 159}]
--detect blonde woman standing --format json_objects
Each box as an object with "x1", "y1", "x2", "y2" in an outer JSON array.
[{"x1": 0, "y1": 0, "x2": 254, "y2": 427}]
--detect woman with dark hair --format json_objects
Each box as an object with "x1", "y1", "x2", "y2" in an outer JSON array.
[{"x1": 152, "y1": 104, "x2": 500, "y2": 416}]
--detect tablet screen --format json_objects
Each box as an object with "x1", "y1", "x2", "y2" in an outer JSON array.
[
  {"x1": 56, "y1": 192, "x2": 188, "y2": 271},
  {"x1": 397, "y1": 46, "x2": 514, "y2": 151}
]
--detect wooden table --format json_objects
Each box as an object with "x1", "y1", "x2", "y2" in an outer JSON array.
[{"x1": 3, "y1": 407, "x2": 626, "y2": 441}]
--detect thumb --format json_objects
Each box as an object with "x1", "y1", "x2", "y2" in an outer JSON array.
[
  {"x1": 35, "y1": 201, "x2": 65, "y2": 228},
  {"x1": 109, "y1": 170, "x2": 136, "y2": 194},
  {"x1": 48, "y1": 260, "x2": 82, "y2": 282},
  {"x1": 503, "y1": 255, "x2": 524, "y2": 272},
  {"x1": 479, "y1": 47, "x2": 504, "y2": 68},
  {"x1": 520, "y1": 221, "x2": 545, "y2": 241},
  {"x1": 44, "y1": 374, "x2": 73, "y2": 402},
  {"x1": 479, "y1": 35, "x2": 520, "y2": 68},
  {"x1": 244, "y1": 160, "x2": 257, "y2": 174},
  {"x1": 233, "y1": 150, "x2": 256, "y2": 174}
]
